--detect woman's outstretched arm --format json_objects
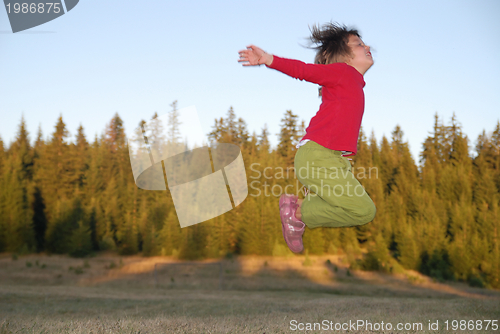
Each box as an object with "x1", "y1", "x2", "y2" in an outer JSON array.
[
  {"x1": 238, "y1": 45, "x2": 273, "y2": 66},
  {"x1": 238, "y1": 44, "x2": 341, "y2": 87}
]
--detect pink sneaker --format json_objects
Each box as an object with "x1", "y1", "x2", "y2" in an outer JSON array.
[{"x1": 279, "y1": 194, "x2": 305, "y2": 253}]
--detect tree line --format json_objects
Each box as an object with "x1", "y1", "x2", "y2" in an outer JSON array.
[{"x1": 0, "y1": 105, "x2": 499, "y2": 288}]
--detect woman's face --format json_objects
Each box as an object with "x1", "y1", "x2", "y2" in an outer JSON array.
[{"x1": 347, "y1": 35, "x2": 374, "y2": 75}]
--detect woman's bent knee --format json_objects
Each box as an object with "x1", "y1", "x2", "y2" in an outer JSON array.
[{"x1": 354, "y1": 203, "x2": 376, "y2": 226}]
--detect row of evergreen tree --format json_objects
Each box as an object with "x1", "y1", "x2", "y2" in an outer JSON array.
[{"x1": 0, "y1": 104, "x2": 499, "y2": 288}]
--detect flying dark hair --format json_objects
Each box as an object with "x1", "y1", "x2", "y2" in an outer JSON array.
[{"x1": 309, "y1": 22, "x2": 361, "y2": 65}]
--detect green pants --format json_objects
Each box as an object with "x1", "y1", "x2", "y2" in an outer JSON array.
[{"x1": 294, "y1": 141, "x2": 376, "y2": 228}]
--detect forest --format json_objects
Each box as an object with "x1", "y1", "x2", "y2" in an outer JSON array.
[{"x1": 0, "y1": 103, "x2": 499, "y2": 289}]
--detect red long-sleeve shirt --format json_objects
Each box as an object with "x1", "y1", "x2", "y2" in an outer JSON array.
[{"x1": 267, "y1": 55, "x2": 366, "y2": 156}]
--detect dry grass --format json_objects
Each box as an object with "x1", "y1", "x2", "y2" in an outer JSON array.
[{"x1": 0, "y1": 253, "x2": 499, "y2": 333}]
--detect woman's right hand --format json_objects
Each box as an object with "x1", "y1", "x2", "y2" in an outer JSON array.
[{"x1": 238, "y1": 45, "x2": 273, "y2": 66}]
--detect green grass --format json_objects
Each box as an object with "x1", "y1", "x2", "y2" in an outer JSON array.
[{"x1": 0, "y1": 253, "x2": 499, "y2": 333}]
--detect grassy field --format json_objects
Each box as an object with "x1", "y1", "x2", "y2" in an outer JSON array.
[{"x1": 0, "y1": 253, "x2": 499, "y2": 333}]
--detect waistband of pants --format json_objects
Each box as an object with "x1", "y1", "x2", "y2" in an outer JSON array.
[{"x1": 299, "y1": 140, "x2": 347, "y2": 156}]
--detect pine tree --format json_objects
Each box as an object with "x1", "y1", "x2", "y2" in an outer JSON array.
[
  {"x1": 1, "y1": 117, "x2": 36, "y2": 252},
  {"x1": 208, "y1": 117, "x2": 225, "y2": 144},
  {"x1": 238, "y1": 196, "x2": 262, "y2": 255},
  {"x1": 258, "y1": 124, "x2": 271, "y2": 154},
  {"x1": 447, "y1": 196, "x2": 474, "y2": 280},
  {"x1": 87, "y1": 199, "x2": 100, "y2": 251},
  {"x1": 391, "y1": 126, "x2": 419, "y2": 216},
  {"x1": 10, "y1": 116, "x2": 34, "y2": 180},
  {"x1": 142, "y1": 201, "x2": 168, "y2": 256},
  {"x1": 68, "y1": 219, "x2": 93, "y2": 257},
  {"x1": 45, "y1": 196, "x2": 86, "y2": 254},
  {"x1": 472, "y1": 157, "x2": 497, "y2": 208},
  {"x1": 3, "y1": 107, "x2": 500, "y2": 286},
  {"x1": 396, "y1": 221, "x2": 420, "y2": 270},
  {"x1": 224, "y1": 107, "x2": 239, "y2": 143},
  {"x1": 351, "y1": 127, "x2": 374, "y2": 243},
  {"x1": 366, "y1": 131, "x2": 385, "y2": 226},
  {"x1": 102, "y1": 113, "x2": 129, "y2": 184},
  {"x1": 34, "y1": 116, "x2": 76, "y2": 221},
  {"x1": 33, "y1": 125, "x2": 44, "y2": 158},
  {"x1": 353, "y1": 126, "x2": 371, "y2": 166},
  {"x1": 146, "y1": 112, "x2": 167, "y2": 158},
  {"x1": 208, "y1": 107, "x2": 242, "y2": 145},
  {"x1": 247, "y1": 131, "x2": 259, "y2": 158},
  {"x1": 379, "y1": 135, "x2": 397, "y2": 195},
  {"x1": 277, "y1": 110, "x2": 299, "y2": 166},
  {"x1": 178, "y1": 223, "x2": 207, "y2": 260},
  {"x1": 101, "y1": 176, "x2": 121, "y2": 248},
  {"x1": 160, "y1": 209, "x2": 182, "y2": 256},
  {"x1": 303, "y1": 227, "x2": 325, "y2": 255},
  {"x1": 485, "y1": 201, "x2": 500, "y2": 288},
  {"x1": 421, "y1": 114, "x2": 445, "y2": 192},
  {"x1": 29, "y1": 125, "x2": 47, "y2": 252},
  {"x1": 31, "y1": 185, "x2": 47, "y2": 253},
  {"x1": 489, "y1": 122, "x2": 500, "y2": 192},
  {"x1": 99, "y1": 113, "x2": 132, "y2": 252},
  {"x1": 298, "y1": 120, "x2": 306, "y2": 139},
  {"x1": 340, "y1": 227, "x2": 362, "y2": 262},
  {"x1": 168, "y1": 100, "x2": 182, "y2": 144},
  {"x1": 84, "y1": 136, "x2": 105, "y2": 246},
  {"x1": 428, "y1": 113, "x2": 452, "y2": 164},
  {"x1": 104, "y1": 113, "x2": 127, "y2": 152},
  {"x1": 439, "y1": 117, "x2": 473, "y2": 204},
  {"x1": 73, "y1": 125, "x2": 89, "y2": 195},
  {"x1": 369, "y1": 131, "x2": 381, "y2": 165},
  {"x1": 0, "y1": 136, "x2": 4, "y2": 170},
  {"x1": 364, "y1": 232, "x2": 392, "y2": 272}
]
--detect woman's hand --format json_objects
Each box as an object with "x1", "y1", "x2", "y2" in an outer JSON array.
[{"x1": 238, "y1": 45, "x2": 273, "y2": 66}]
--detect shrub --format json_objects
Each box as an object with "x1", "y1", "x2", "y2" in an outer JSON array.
[
  {"x1": 68, "y1": 266, "x2": 84, "y2": 274},
  {"x1": 468, "y1": 274, "x2": 485, "y2": 288},
  {"x1": 389, "y1": 260, "x2": 405, "y2": 274},
  {"x1": 420, "y1": 250, "x2": 454, "y2": 281},
  {"x1": 68, "y1": 221, "x2": 93, "y2": 258},
  {"x1": 106, "y1": 261, "x2": 117, "y2": 270},
  {"x1": 272, "y1": 240, "x2": 291, "y2": 257},
  {"x1": 99, "y1": 235, "x2": 116, "y2": 251}
]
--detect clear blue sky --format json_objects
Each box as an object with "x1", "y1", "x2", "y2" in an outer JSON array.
[{"x1": 1, "y1": 0, "x2": 499, "y2": 163}]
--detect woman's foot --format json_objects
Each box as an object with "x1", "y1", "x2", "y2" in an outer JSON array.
[{"x1": 279, "y1": 194, "x2": 305, "y2": 254}]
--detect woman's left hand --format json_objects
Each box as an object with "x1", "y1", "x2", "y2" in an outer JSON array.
[{"x1": 238, "y1": 45, "x2": 273, "y2": 66}]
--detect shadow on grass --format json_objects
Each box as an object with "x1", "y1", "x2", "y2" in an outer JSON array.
[{"x1": 82, "y1": 255, "x2": 500, "y2": 300}]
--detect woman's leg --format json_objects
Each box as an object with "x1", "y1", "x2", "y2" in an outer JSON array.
[
  {"x1": 294, "y1": 141, "x2": 376, "y2": 228},
  {"x1": 296, "y1": 198, "x2": 304, "y2": 220}
]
